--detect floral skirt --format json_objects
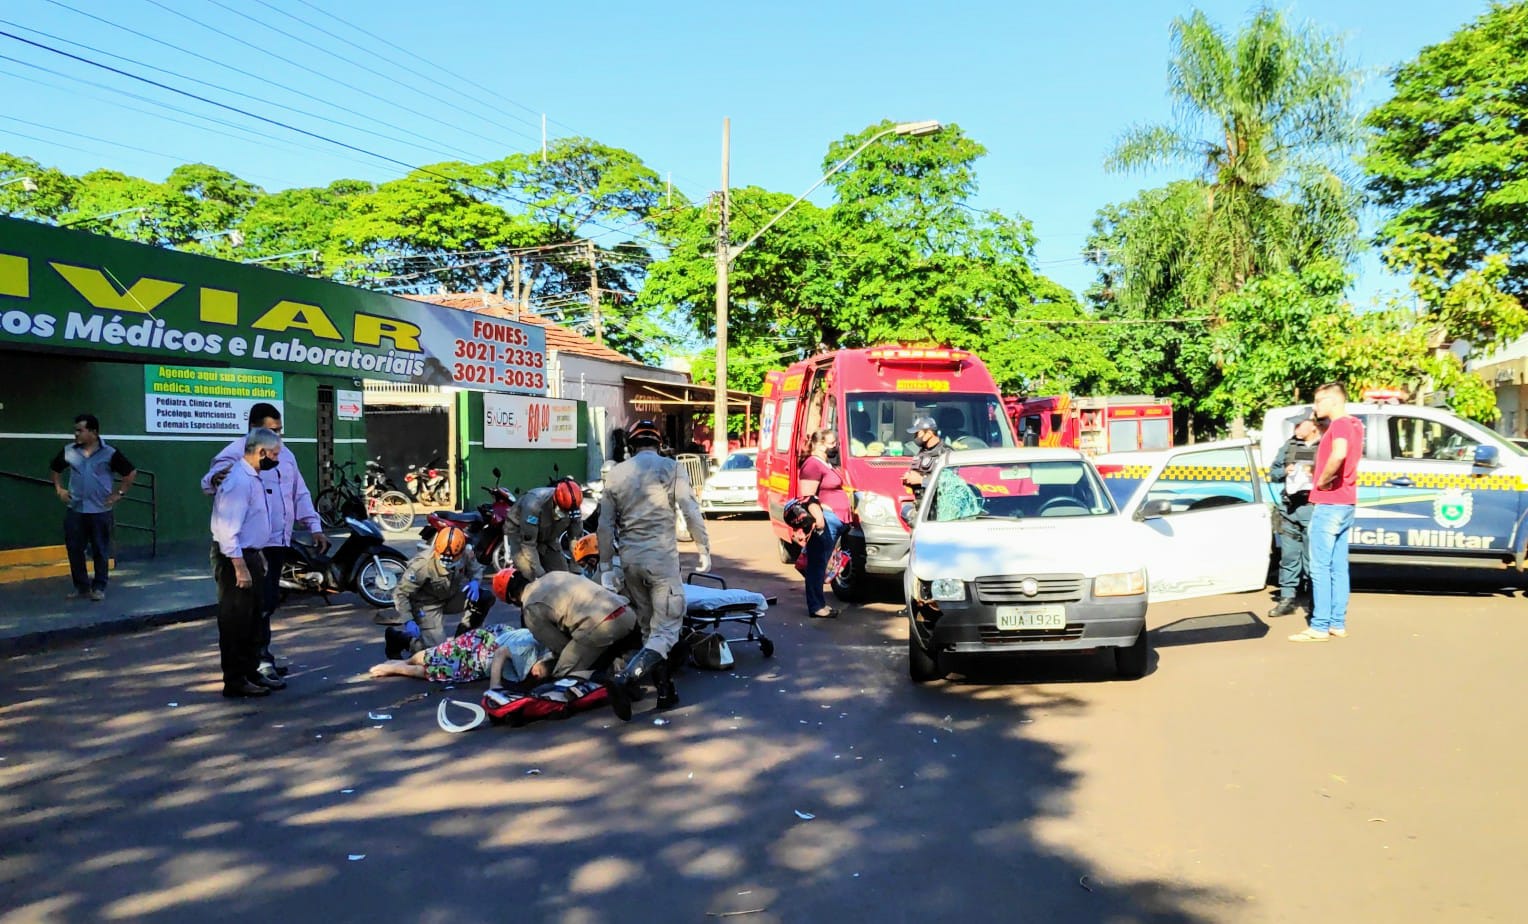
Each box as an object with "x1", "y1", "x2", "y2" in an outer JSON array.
[{"x1": 423, "y1": 629, "x2": 500, "y2": 683}]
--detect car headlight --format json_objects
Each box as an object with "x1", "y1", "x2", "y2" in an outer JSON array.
[
  {"x1": 1093, "y1": 570, "x2": 1146, "y2": 597},
  {"x1": 929, "y1": 578, "x2": 966, "y2": 602},
  {"x1": 858, "y1": 491, "x2": 900, "y2": 527}
]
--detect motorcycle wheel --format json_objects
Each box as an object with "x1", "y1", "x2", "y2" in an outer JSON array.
[
  {"x1": 373, "y1": 490, "x2": 416, "y2": 532},
  {"x1": 356, "y1": 550, "x2": 408, "y2": 607},
  {"x1": 490, "y1": 539, "x2": 511, "y2": 574}
]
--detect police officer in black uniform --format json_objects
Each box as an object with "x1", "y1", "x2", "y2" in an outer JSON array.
[
  {"x1": 1268, "y1": 411, "x2": 1320, "y2": 617},
  {"x1": 901, "y1": 415, "x2": 953, "y2": 499}
]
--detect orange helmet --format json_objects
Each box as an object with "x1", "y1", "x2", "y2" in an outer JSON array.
[
  {"x1": 572, "y1": 532, "x2": 599, "y2": 562},
  {"x1": 553, "y1": 477, "x2": 583, "y2": 513},
  {"x1": 432, "y1": 526, "x2": 468, "y2": 563}
]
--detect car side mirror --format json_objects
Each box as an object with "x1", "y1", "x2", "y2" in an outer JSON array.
[
  {"x1": 900, "y1": 501, "x2": 918, "y2": 524},
  {"x1": 1473, "y1": 444, "x2": 1501, "y2": 468},
  {"x1": 1136, "y1": 498, "x2": 1173, "y2": 520}
]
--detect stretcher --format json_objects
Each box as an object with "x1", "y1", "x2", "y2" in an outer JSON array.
[{"x1": 683, "y1": 572, "x2": 775, "y2": 658}]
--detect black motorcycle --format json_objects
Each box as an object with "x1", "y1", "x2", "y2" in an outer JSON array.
[{"x1": 281, "y1": 516, "x2": 410, "y2": 608}]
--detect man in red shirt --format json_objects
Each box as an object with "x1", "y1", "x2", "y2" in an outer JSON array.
[{"x1": 1290, "y1": 382, "x2": 1363, "y2": 642}]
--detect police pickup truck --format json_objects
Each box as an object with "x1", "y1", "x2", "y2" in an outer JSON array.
[{"x1": 1257, "y1": 402, "x2": 1528, "y2": 571}]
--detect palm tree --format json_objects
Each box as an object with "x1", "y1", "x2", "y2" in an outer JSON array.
[{"x1": 1107, "y1": 7, "x2": 1359, "y2": 303}]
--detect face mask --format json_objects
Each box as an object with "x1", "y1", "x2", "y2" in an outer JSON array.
[
  {"x1": 258, "y1": 455, "x2": 280, "y2": 471},
  {"x1": 825, "y1": 447, "x2": 841, "y2": 465}
]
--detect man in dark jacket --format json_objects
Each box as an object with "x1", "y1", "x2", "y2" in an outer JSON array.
[
  {"x1": 1268, "y1": 412, "x2": 1320, "y2": 617},
  {"x1": 901, "y1": 415, "x2": 952, "y2": 499}
]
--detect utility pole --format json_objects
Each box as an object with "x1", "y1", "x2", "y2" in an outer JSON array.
[
  {"x1": 510, "y1": 255, "x2": 522, "y2": 320},
  {"x1": 712, "y1": 117, "x2": 731, "y2": 466},
  {"x1": 587, "y1": 239, "x2": 603, "y2": 345}
]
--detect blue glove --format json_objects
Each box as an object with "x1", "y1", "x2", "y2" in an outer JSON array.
[
  {"x1": 465, "y1": 579, "x2": 482, "y2": 602},
  {"x1": 402, "y1": 619, "x2": 421, "y2": 639}
]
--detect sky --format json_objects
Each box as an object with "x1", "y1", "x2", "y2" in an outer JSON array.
[{"x1": 0, "y1": 0, "x2": 1493, "y2": 307}]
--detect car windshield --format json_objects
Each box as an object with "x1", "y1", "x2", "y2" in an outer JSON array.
[
  {"x1": 927, "y1": 460, "x2": 1116, "y2": 522},
  {"x1": 844, "y1": 392, "x2": 1015, "y2": 457},
  {"x1": 720, "y1": 452, "x2": 755, "y2": 471}
]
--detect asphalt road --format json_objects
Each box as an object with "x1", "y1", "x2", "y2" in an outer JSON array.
[{"x1": 2, "y1": 518, "x2": 1526, "y2": 923}]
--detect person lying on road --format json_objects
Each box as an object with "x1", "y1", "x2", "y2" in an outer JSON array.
[{"x1": 368, "y1": 623, "x2": 551, "y2": 686}]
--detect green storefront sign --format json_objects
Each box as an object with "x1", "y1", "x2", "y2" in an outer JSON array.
[
  {"x1": 0, "y1": 217, "x2": 548, "y2": 392},
  {"x1": 144, "y1": 364, "x2": 284, "y2": 434}
]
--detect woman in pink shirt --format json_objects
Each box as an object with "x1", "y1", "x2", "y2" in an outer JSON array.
[{"x1": 798, "y1": 429, "x2": 849, "y2": 618}]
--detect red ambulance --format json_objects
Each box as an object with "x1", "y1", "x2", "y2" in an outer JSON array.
[
  {"x1": 757, "y1": 346, "x2": 1016, "y2": 601},
  {"x1": 1006, "y1": 394, "x2": 1173, "y2": 455}
]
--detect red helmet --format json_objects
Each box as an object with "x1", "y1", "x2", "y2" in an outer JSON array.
[
  {"x1": 553, "y1": 477, "x2": 583, "y2": 513},
  {"x1": 492, "y1": 565, "x2": 515, "y2": 602}
]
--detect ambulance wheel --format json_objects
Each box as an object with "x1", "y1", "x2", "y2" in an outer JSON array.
[{"x1": 759, "y1": 637, "x2": 775, "y2": 658}]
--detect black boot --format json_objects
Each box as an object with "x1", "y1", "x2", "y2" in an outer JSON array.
[
  {"x1": 608, "y1": 648, "x2": 664, "y2": 723},
  {"x1": 654, "y1": 661, "x2": 680, "y2": 711},
  {"x1": 384, "y1": 627, "x2": 408, "y2": 660}
]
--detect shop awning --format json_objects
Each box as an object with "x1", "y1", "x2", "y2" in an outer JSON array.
[{"x1": 624, "y1": 375, "x2": 763, "y2": 415}]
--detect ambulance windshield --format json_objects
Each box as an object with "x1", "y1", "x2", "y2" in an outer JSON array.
[{"x1": 844, "y1": 393, "x2": 1015, "y2": 458}]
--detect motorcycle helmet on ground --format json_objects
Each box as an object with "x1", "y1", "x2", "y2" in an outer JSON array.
[
  {"x1": 433, "y1": 526, "x2": 468, "y2": 564},
  {"x1": 782, "y1": 496, "x2": 817, "y2": 533},
  {"x1": 626, "y1": 418, "x2": 662, "y2": 448},
  {"x1": 553, "y1": 477, "x2": 583, "y2": 513}
]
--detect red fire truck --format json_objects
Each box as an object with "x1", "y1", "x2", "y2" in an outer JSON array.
[
  {"x1": 758, "y1": 346, "x2": 1015, "y2": 601},
  {"x1": 1005, "y1": 395, "x2": 1173, "y2": 456}
]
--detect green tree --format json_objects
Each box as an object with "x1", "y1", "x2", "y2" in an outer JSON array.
[
  {"x1": 643, "y1": 122, "x2": 1109, "y2": 394},
  {"x1": 1365, "y1": 2, "x2": 1528, "y2": 297},
  {"x1": 0, "y1": 153, "x2": 77, "y2": 220},
  {"x1": 1101, "y1": 7, "x2": 1362, "y2": 427}
]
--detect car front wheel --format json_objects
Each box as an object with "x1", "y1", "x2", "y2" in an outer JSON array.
[
  {"x1": 908, "y1": 619, "x2": 943, "y2": 683},
  {"x1": 1114, "y1": 628, "x2": 1150, "y2": 679}
]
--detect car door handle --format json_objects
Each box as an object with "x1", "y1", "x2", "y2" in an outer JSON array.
[{"x1": 1385, "y1": 477, "x2": 1415, "y2": 487}]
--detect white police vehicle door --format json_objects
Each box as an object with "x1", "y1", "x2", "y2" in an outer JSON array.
[{"x1": 1123, "y1": 441, "x2": 1273, "y2": 602}]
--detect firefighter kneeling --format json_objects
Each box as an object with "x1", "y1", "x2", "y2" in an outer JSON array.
[{"x1": 485, "y1": 566, "x2": 642, "y2": 726}]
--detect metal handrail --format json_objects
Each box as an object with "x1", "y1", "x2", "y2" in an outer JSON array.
[{"x1": 0, "y1": 467, "x2": 158, "y2": 557}]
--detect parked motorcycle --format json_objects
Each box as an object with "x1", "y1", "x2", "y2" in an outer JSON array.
[
  {"x1": 418, "y1": 467, "x2": 515, "y2": 571},
  {"x1": 281, "y1": 516, "x2": 409, "y2": 608},
  {"x1": 404, "y1": 453, "x2": 450, "y2": 505}
]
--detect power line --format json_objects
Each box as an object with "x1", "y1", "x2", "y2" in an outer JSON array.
[
  {"x1": 248, "y1": 0, "x2": 543, "y2": 141},
  {"x1": 287, "y1": 0, "x2": 569, "y2": 133},
  {"x1": 32, "y1": 0, "x2": 483, "y2": 164},
  {"x1": 0, "y1": 54, "x2": 384, "y2": 177},
  {"x1": 137, "y1": 0, "x2": 505, "y2": 162}
]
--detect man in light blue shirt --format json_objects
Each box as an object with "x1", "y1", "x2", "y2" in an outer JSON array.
[
  {"x1": 210, "y1": 428, "x2": 281, "y2": 699},
  {"x1": 202, "y1": 402, "x2": 326, "y2": 681}
]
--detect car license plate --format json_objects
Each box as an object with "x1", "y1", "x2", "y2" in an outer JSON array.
[{"x1": 996, "y1": 605, "x2": 1067, "y2": 631}]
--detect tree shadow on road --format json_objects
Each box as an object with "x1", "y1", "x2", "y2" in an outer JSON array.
[{"x1": 0, "y1": 568, "x2": 1248, "y2": 923}]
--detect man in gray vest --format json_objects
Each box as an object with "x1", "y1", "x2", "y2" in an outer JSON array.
[{"x1": 50, "y1": 413, "x2": 137, "y2": 602}]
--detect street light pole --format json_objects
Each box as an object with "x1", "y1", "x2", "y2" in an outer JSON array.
[
  {"x1": 712, "y1": 118, "x2": 731, "y2": 465},
  {"x1": 710, "y1": 119, "x2": 942, "y2": 466}
]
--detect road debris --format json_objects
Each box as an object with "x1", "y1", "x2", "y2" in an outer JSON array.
[
  {"x1": 347, "y1": 854, "x2": 366, "y2": 861},
  {"x1": 794, "y1": 810, "x2": 815, "y2": 820},
  {"x1": 525, "y1": 769, "x2": 541, "y2": 776},
  {"x1": 1078, "y1": 875, "x2": 1095, "y2": 892},
  {"x1": 367, "y1": 712, "x2": 393, "y2": 721},
  {"x1": 653, "y1": 718, "x2": 670, "y2": 726},
  {"x1": 705, "y1": 910, "x2": 765, "y2": 918}
]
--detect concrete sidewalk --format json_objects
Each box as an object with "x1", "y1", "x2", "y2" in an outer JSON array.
[{"x1": 0, "y1": 525, "x2": 425, "y2": 656}]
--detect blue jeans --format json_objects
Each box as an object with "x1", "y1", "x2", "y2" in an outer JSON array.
[
  {"x1": 64, "y1": 509, "x2": 113, "y2": 592},
  {"x1": 1308, "y1": 504, "x2": 1355, "y2": 632},
  {"x1": 803, "y1": 509, "x2": 844, "y2": 614}
]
